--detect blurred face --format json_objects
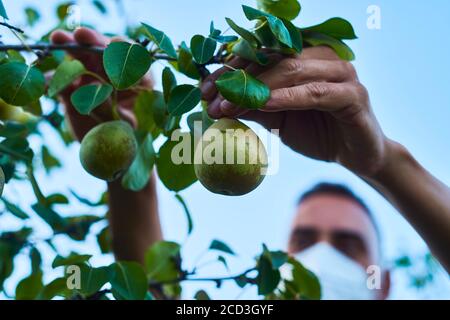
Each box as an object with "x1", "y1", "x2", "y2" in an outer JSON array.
[
  {"x1": 288, "y1": 193, "x2": 379, "y2": 268},
  {"x1": 287, "y1": 193, "x2": 390, "y2": 299}
]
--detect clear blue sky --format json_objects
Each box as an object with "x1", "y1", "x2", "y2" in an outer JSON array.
[{"x1": 1, "y1": 0, "x2": 449, "y2": 299}]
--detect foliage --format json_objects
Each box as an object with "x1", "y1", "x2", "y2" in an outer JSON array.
[{"x1": 0, "y1": 0, "x2": 364, "y2": 300}]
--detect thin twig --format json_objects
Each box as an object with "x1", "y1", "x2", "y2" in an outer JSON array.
[
  {"x1": 0, "y1": 21, "x2": 25, "y2": 34},
  {"x1": 148, "y1": 267, "x2": 256, "y2": 288}
]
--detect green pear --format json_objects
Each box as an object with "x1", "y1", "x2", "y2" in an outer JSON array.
[
  {"x1": 79, "y1": 121, "x2": 137, "y2": 181},
  {"x1": 194, "y1": 118, "x2": 268, "y2": 196}
]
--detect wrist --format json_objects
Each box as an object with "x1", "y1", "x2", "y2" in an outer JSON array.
[{"x1": 365, "y1": 139, "x2": 417, "y2": 185}]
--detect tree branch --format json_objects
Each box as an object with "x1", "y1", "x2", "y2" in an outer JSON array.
[
  {"x1": 148, "y1": 267, "x2": 256, "y2": 288},
  {"x1": 0, "y1": 43, "x2": 105, "y2": 54}
]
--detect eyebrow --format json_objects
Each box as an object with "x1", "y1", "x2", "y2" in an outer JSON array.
[
  {"x1": 290, "y1": 227, "x2": 368, "y2": 246},
  {"x1": 332, "y1": 229, "x2": 368, "y2": 246},
  {"x1": 290, "y1": 226, "x2": 318, "y2": 237}
]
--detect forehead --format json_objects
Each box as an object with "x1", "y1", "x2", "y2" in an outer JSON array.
[{"x1": 292, "y1": 194, "x2": 379, "y2": 254}]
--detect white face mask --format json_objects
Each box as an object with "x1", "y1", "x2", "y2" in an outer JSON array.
[{"x1": 281, "y1": 242, "x2": 377, "y2": 300}]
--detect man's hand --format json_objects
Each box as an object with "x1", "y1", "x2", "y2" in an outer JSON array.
[
  {"x1": 201, "y1": 47, "x2": 387, "y2": 178},
  {"x1": 50, "y1": 27, "x2": 152, "y2": 140}
]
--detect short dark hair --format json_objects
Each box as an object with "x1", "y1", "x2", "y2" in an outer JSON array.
[{"x1": 298, "y1": 182, "x2": 380, "y2": 240}]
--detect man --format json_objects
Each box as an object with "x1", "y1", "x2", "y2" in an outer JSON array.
[
  {"x1": 50, "y1": 28, "x2": 450, "y2": 298},
  {"x1": 287, "y1": 183, "x2": 389, "y2": 299}
]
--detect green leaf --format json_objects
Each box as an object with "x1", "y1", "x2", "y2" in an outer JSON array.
[
  {"x1": 110, "y1": 261, "x2": 148, "y2": 300},
  {"x1": 282, "y1": 19, "x2": 302, "y2": 52},
  {"x1": 31, "y1": 203, "x2": 67, "y2": 230},
  {"x1": 42, "y1": 145, "x2": 61, "y2": 173},
  {"x1": 103, "y1": 42, "x2": 151, "y2": 90},
  {"x1": 15, "y1": 271, "x2": 44, "y2": 300},
  {"x1": 190, "y1": 35, "x2": 217, "y2": 64},
  {"x1": 134, "y1": 90, "x2": 164, "y2": 135},
  {"x1": 174, "y1": 193, "x2": 193, "y2": 235},
  {"x1": 302, "y1": 17, "x2": 357, "y2": 40},
  {"x1": 232, "y1": 39, "x2": 268, "y2": 65},
  {"x1": 156, "y1": 134, "x2": 197, "y2": 192},
  {"x1": 35, "y1": 50, "x2": 66, "y2": 73},
  {"x1": 162, "y1": 67, "x2": 177, "y2": 103},
  {"x1": 218, "y1": 255, "x2": 229, "y2": 270},
  {"x1": 194, "y1": 290, "x2": 211, "y2": 300},
  {"x1": 289, "y1": 257, "x2": 321, "y2": 299},
  {"x1": 269, "y1": 250, "x2": 288, "y2": 269},
  {"x1": 37, "y1": 277, "x2": 68, "y2": 300},
  {"x1": 1, "y1": 198, "x2": 29, "y2": 219},
  {"x1": 303, "y1": 31, "x2": 355, "y2": 61},
  {"x1": 256, "y1": 0, "x2": 301, "y2": 21},
  {"x1": 0, "y1": 137, "x2": 34, "y2": 162},
  {"x1": 225, "y1": 18, "x2": 259, "y2": 47},
  {"x1": 122, "y1": 133, "x2": 155, "y2": 191},
  {"x1": 216, "y1": 70, "x2": 270, "y2": 109},
  {"x1": 209, "y1": 21, "x2": 221, "y2": 38},
  {"x1": 0, "y1": 242, "x2": 13, "y2": 290},
  {"x1": 145, "y1": 241, "x2": 181, "y2": 282},
  {"x1": 92, "y1": 0, "x2": 107, "y2": 14},
  {"x1": 209, "y1": 240, "x2": 235, "y2": 255},
  {"x1": 167, "y1": 85, "x2": 201, "y2": 116},
  {"x1": 0, "y1": 62, "x2": 45, "y2": 106},
  {"x1": 71, "y1": 190, "x2": 107, "y2": 207},
  {"x1": 242, "y1": 5, "x2": 292, "y2": 47},
  {"x1": 0, "y1": 0, "x2": 8, "y2": 19},
  {"x1": 186, "y1": 109, "x2": 214, "y2": 136},
  {"x1": 0, "y1": 121, "x2": 29, "y2": 138},
  {"x1": 48, "y1": 60, "x2": 85, "y2": 97},
  {"x1": 78, "y1": 264, "x2": 109, "y2": 296},
  {"x1": 256, "y1": 255, "x2": 280, "y2": 295},
  {"x1": 97, "y1": 226, "x2": 111, "y2": 254},
  {"x1": 141, "y1": 23, "x2": 177, "y2": 59},
  {"x1": 395, "y1": 256, "x2": 412, "y2": 268},
  {"x1": 63, "y1": 215, "x2": 103, "y2": 241},
  {"x1": 177, "y1": 42, "x2": 201, "y2": 80},
  {"x1": 70, "y1": 84, "x2": 113, "y2": 115},
  {"x1": 25, "y1": 7, "x2": 40, "y2": 26},
  {"x1": 56, "y1": 2, "x2": 72, "y2": 21},
  {"x1": 235, "y1": 275, "x2": 250, "y2": 288},
  {"x1": 30, "y1": 247, "x2": 42, "y2": 273},
  {"x1": 52, "y1": 253, "x2": 92, "y2": 268},
  {"x1": 46, "y1": 193, "x2": 69, "y2": 206}
]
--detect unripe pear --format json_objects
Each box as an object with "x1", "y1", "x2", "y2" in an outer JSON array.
[
  {"x1": 194, "y1": 118, "x2": 268, "y2": 196},
  {"x1": 79, "y1": 121, "x2": 137, "y2": 181}
]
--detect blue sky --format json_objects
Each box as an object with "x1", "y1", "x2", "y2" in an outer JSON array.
[{"x1": 1, "y1": 0, "x2": 449, "y2": 299}]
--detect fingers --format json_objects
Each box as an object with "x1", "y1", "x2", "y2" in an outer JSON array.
[
  {"x1": 73, "y1": 27, "x2": 109, "y2": 47},
  {"x1": 265, "y1": 82, "x2": 366, "y2": 113},
  {"x1": 300, "y1": 46, "x2": 341, "y2": 60},
  {"x1": 209, "y1": 58, "x2": 357, "y2": 119},
  {"x1": 50, "y1": 27, "x2": 107, "y2": 73},
  {"x1": 50, "y1": 30, "x2": 75, "y2": 44},
  {"x1": 257, "y1": 58, "x2": 357, "y2": 90}
]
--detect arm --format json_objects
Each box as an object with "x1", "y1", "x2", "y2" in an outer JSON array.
[
  {"x1": 367, "y1": 140, "x2": 450, "y2": 271},
  {"x1": 108, "y1": 175, "x2": 162, "y2": 264},
  {"x1": 201, "y1": 46, "x2": 450, "y2": 273},
  {"x1": 51, "y1": 28, "x2": 162, "y2": 264}
]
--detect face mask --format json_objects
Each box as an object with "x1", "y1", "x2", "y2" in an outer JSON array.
[{"x1": 281, "y1": 242, "x2": 377, "y2": 300}]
